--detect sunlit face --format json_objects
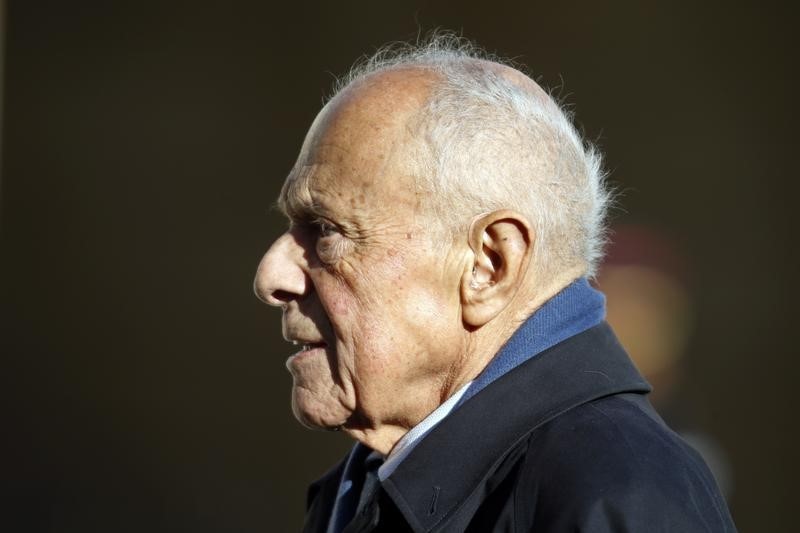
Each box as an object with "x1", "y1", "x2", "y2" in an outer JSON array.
[{"x1": 254, "y1": 73, "x2": 467, "y2": 432}]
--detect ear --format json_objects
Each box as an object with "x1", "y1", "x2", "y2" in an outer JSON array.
[{"x1": 460, "y1": 210, "x2": 534, "y2": 327}]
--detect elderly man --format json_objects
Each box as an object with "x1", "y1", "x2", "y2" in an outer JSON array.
[{"x1": 254, "y1": 39, "x2": 735, "y2": 532}]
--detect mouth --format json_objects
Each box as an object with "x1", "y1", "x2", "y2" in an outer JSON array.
[
  {"x1": 288, "y1": 340, "x2": 329, "y2": 359},
  {"x1": 292, "y1": 340, "x2": 327, "y2": 352},
  {"x1": 286, "y1": 340, "x2": 329, "y2": 371}
]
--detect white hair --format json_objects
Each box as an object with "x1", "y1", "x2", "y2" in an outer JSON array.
[{"x1": 333, "y1": 34, "x2": 611, "y2": 278}]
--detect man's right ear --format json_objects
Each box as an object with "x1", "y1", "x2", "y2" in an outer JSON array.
[{"x1": 460, "y1": 210, "x2": 534, "y2": 328}]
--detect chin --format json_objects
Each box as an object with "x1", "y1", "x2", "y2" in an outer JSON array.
[{"x1": 291, "y1": 391, "x2": 350, "y2": 431}]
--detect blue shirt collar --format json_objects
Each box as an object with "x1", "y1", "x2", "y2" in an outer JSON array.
[{"x1": 457, "y1": 277, "x2": 606, "y2": 406}]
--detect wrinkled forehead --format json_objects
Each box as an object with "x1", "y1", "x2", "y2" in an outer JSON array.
[{"x1": 279, "y1": 68, "x2": 436, "y2": 218}]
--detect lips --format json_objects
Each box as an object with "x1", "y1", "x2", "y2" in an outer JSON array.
[
  {"x1": 290, "y1": 339, "x2": 328, "y2": 351},
  {"x1": 298, "y1": 341, "x2": 327, "y2": 351},
  {"x1": 286, "y1": 340, "x2": 329, "y2": 370}
]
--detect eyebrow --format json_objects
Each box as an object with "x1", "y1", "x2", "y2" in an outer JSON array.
[
  {"x1": 277, "y1": 166, "x2": 323, "y2": 223},
  {"x1": 278, "y1": 191, "x2": 313, "y2": 222}
]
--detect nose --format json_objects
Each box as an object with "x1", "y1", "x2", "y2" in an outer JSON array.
[{"x1": 253, "y1": 231, "x2": 309, "y2": 306}]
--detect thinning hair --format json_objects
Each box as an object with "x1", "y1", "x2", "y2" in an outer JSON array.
[{"x1": 332, "y1": 34, "x2": 611, "y2": 278}]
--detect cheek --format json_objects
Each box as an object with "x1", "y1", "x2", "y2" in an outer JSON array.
[
  {"x1": 403, "y1": 286, "x2": 452, "y2": 321},
  {"x1": 367, "y1": 255, "x2": 455, "y2": 331},
  {"x1": 319, "y1": 249, "x2": 455, "y2": 357},
  {"x1": 358, "y1": 282, "x2": 454, "y2": 372},
  {"x1": 312, "y1": 273, "x2": 356, "y2": 322},
  {"x1": 328, "y1": 295, "x2": 353, "y2": 318}
]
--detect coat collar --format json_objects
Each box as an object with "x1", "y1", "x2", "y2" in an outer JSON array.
[{"x1": 379, "y1": 322, "x2": 651, "y2": 532}]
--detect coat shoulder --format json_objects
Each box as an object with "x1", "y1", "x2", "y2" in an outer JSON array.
[{"x1": 513, "y1": 393, "x2": 736, "y2": 532}]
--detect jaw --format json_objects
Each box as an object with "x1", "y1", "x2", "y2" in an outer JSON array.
[
  {"x1": 287, "y1": 345, "x2": 354, "y2": 430},
  {"x1": 343, "y1": 422, "x2": 412, "y2": 457},
  {"x1": 290, "y1": 382, "x2": 353, "y2": 430}
]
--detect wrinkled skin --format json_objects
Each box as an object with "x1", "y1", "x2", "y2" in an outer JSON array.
[{"x1": 254, "y1": 70, "x2": 471, "y2": 451}]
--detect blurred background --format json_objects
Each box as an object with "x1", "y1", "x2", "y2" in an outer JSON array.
[{"x1": 1, "y1": 1, "x2": 797, "y2": 531}]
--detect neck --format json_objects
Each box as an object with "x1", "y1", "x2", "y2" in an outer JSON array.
[
  {"x1": 345, "y1": 267, "x2": 586, "y2": 455},
  {"x1": 456, "y1": 267, "x2": 587, "y2": 382},
  {"x1": 344, "y1": 424, "x2": 413, "y2": 457}
]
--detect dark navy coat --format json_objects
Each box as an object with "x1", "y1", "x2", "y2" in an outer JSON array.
[{"x1": 303, "y1": 323, "x2": 736, "y2": 532}]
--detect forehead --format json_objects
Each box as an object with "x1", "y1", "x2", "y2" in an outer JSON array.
[{"x1": 279, "y1": 69, "x2": 435, "y2": 220}]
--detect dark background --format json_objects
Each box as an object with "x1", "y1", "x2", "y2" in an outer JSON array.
[{"x1": 1, "y1": 1, "x2": 796, "y2": 531}]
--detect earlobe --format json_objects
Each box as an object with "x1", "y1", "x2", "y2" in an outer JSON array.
[{"x1": 461, "y1": 210, "x2": 534, "y2": 327}]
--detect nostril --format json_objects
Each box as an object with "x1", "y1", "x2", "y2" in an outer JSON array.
[{"x1": 271, "y1": 290, "x2": 296, "y2": 304}]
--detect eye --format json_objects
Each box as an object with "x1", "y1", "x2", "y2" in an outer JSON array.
[
  {"x1": 317, "y1": 221, "x2": 338, "y2": 239},
  {"x1": 310, "y1": 219, "x2": 347, "y2": 265}
]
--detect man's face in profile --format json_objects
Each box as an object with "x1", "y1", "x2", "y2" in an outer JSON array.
[{"x1": 254, "y1": 73, "x2": 467, "y2": 438}]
